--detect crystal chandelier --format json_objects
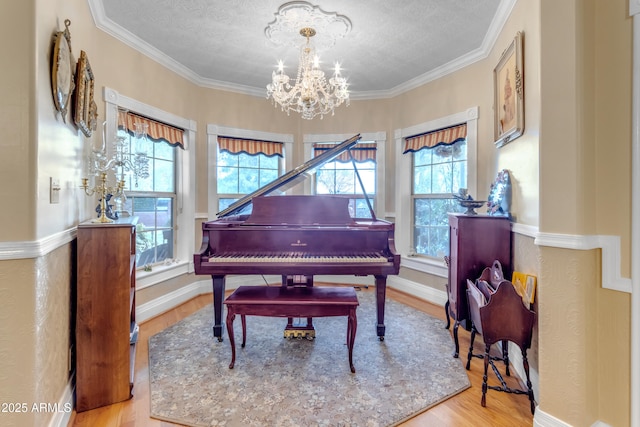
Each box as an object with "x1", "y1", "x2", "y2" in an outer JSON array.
[{"x1": 267, "y1": 27, "x2": 349, "y2": 120}]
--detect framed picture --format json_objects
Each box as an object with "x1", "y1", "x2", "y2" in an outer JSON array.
[
  {"x1": 525, "y1": 274, "x2": 537, "y2": 306},
  {"x1": 73, "y1": 50, "x2": 98, "y2": 137},
  {"x1": 493, "y1": 31, "x2": 524, "y2": 148}
]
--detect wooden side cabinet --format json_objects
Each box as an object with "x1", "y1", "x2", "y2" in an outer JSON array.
[
  {"x1": 76, "y1": 217, "x2": 138, "y2": 412},
  {"x1": 446, "y1": 213, "x2": 511, "y2": 357}
]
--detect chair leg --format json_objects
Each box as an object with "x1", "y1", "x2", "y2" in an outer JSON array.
[
  {"x1": 452, "y1": 320, "x2": 460, "y2": 358},
  {"x1": 444, "y1": 299, "x2": 451, "y2": 329},
  {"x1": 466, "y1": 325, "x2": 476, "y2": 370},
  {"x1": 522, "y1": 349, "x2": 536, "y2": 415},
  {"x1": 481, "y1": 343, "x2": 490, "y2": 407},
  {"x1": 502, "y1": 339, "x2": 511, "y2": 376}
]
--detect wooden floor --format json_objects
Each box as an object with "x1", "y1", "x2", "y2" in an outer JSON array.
[{"x1": 70, "y1": 287, "x2": 535, "y2": 427}]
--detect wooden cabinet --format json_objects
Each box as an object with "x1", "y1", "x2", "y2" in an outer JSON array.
[
  {"x1": 76, "y1": 217, "x2": 138, "y2": 412},
  {"x1": 446, "y1": 214, "x2": 511, "y2": 357}
]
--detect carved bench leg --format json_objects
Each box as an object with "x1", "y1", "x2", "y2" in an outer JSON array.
[
  {"x1": 444, "y1": 299, "x2": 451, "y2": 329},
  {"x1": 347, "y1": 308, "x2": 357, "y2": 373},
  {"x1": 241, "y1": 314, "x2": 246, "y2": 348},
  {"x1": 226, "y1": 311, "x2": 236, "y2": 369}
]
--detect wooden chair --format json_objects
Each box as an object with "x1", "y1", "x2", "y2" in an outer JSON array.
[{"x1": 466, "y1": 276, "x2": 536, "y2": 415}]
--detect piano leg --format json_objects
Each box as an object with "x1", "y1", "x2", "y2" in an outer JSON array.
[
  {"x1": 375, "y1": 275, "x2": 387, "y2": 341},
  {"x1": 212, "y1": 275, "x2": 226, "y2": 342}
]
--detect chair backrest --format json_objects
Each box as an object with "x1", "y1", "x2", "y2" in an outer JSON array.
[{"x1": 478, "y1": 280, "x2": 536, "y2": 349}]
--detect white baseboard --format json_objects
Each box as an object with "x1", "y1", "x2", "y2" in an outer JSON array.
[
  {"x1": 136, "y1": 280, "x2": 211, "y2": 323},
  {"x1": 48, "y1": 373, "x2": 74, "y2": 427},
  {"x1": 388, "y1": 274, "x2": 448, "y2": 306},
  {"x1": 532, "y1": 408, "x2": 612, "y2": 427}
]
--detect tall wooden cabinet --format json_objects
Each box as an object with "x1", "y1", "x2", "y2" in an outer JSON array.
[
  {"x1": 76, "y1": 217, "x2": 138, "y2": 412},
  {"x1": 446, "y1": 213, "x2": 511, "y2": 357}
]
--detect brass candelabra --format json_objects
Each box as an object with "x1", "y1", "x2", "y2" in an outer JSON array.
[
  {"x1": 81, "y1": 172, "x2": 125, "y2": 223},
  {"x1": 81, "y1": 117, "x2": 150, "y2": 223}
]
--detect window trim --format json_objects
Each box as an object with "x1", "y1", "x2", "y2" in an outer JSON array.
[
  {"x1": 207, "y1": 125, "x2": 294, "y2": 219},
  {"x1": 103, "y1": 87, "x2": 197, "y2": 287},
  {"x1": 303, "y1": 131, "x2": 387, "y2": 218},
  {"x1": 394, "y1": 107, "x2": 478, "y2": 276}
]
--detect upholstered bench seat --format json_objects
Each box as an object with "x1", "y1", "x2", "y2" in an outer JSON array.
[{"x1": 224, "y1": 285, "x2": 359, "y2": 372}]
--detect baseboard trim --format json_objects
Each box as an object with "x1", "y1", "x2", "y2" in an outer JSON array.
[{"x1": 48, "y1": 373, "x2": 74, "y2": 427}]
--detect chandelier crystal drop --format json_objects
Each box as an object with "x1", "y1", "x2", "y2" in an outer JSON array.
[{"x1": 266, "y1": 27, "x2": 350, "y2": 120}]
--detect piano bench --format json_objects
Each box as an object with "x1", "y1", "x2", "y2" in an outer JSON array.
[{"x1": 224, "y1": 285, "x2": 359, "y2": 372}]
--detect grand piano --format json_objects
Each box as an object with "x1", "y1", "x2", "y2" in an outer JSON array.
[{"x1": 194, "y1": 134, "x2": 400, "y2": 341}]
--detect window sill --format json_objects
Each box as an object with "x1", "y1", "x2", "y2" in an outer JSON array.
[
  {"x1": 401, "y1": 254, "x2": 448, "y2": 277},
  {"x1": 136, "y1": 260, "x2": 190, "y2": 290}
]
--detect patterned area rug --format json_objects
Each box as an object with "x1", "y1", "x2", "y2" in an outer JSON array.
[{"x1": 148, "y1": 289, "x2": 470, "y2": 427}]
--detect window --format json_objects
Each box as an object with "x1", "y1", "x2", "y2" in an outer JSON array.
[
  {"x1": 313, "y1": 142, "x2": 377, "y2": 218},
  {"x1": 207, "y1": 127, "x2": 293, "y2": 217},
  {"x1": 116, "y1": 112, "x2": 180, "y2": 267},
  {"x1": 411, "y1": 139, "x2": 467, "y2": 257},
  {"x1": 216, "y1": 147, "x2": 281, "y2": 212},
  {"x1": 395, "y1": 108, "x2": 478, "y2": 274},
  {"x1": 104, "y1": 87, "x2": 196, "y2": 285}
]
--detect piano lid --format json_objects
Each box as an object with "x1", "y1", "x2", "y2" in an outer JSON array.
[{"x1": 216, "y1": 133, "x2": 362, "y2": 218}]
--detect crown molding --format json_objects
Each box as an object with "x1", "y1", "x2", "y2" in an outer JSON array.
[{"x1": 88, "y1": 0, "x2": 517, "y2": 100}]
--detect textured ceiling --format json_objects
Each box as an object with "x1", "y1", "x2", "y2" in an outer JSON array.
[{"x1": 89, "y1": 0, "x2": 513, "y2": 99}]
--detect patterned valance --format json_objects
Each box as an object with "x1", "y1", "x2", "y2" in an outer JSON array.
[
  {"x1": 118, "y1": 111, "x2": 185, "y2": 149},
  {"x1": 313, "y1": 143, "x2": 377, "y2": 163},
  {"x1": 217, "y1": 136, "x2": 283, "y2": 158},
  {"x1": 403, "y1": 124, "x2": 467, "y2": 154}
]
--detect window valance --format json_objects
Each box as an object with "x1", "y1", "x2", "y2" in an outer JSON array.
[
  {"x1": 119, "y1": 111, "x2": 185, "y2": 149},
  {"x1": 313, "y1": 143, "x2": 377, "y2": 163},
  {"x1": 403, "y1": 124, "x2": 467, "y2": 154},
  {"x1": 217, "y1": 136, "x2": 284, "y2": 158}
]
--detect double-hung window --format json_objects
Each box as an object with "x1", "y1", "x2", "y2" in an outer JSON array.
[
  {"x1": 115, "y1": 111, "x2": 183, "y2": 267},
  {"x1": 103, "y1": 87, "x2": 196, "y2": 285},
  {"x1": 407, "y1": 126, "x2": 467, "y2": 258},
  {"x1": 312, "y1": 142, "x2": 377, "y2": 218},
  {"x1": 395, "y1": 110, "x2": 478, "y2": 267},
  {"x1": 215, "y1": 136, "x2": 284, "y2": 212}
]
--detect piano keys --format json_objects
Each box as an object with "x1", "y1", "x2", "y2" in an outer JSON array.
[{"x1": 194, "y1": 134, "x2": 401, "y2": 341}]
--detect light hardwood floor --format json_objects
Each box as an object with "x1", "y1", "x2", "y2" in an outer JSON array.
[{"x1": 70, "y1": 287, "x2": 535, "y2": 427}]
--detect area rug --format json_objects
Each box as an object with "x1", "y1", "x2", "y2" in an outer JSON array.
[{"x1": 148, "y1": 289, "x2": 470, "y2": 427}]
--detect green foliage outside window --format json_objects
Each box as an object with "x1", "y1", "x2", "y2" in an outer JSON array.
[{"x1": 412, "y1": 139, "x2": 467, "y2": 258}]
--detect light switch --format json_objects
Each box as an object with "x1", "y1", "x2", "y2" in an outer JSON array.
[{"x1": 50, "y1": 177, "x2": 61, "y2": 204}]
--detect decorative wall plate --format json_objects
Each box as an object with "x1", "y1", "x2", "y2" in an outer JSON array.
[
  {"x1": 487, "y1": 169, "x2": 511, "y2": 217},
  {"x1": 51, "y1": 19, "x2": 74, "y2": 121}
]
